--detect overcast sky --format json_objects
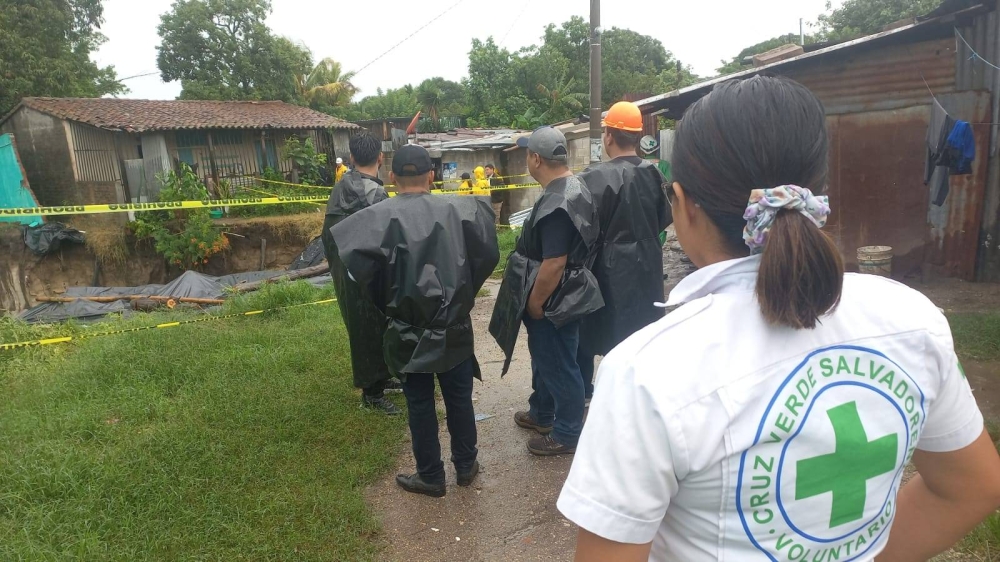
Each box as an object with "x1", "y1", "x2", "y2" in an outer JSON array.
[{"x1": 93, "y1": 0, "x2": 843, "y2": 101}]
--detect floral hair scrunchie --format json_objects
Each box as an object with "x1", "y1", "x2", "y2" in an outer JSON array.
[{"x1": 743, "y1": 185, "x2": 831, "y2": 254}]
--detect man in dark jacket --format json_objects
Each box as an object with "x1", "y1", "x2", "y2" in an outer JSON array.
[
  {"x1": 578, "y1": 101, "x2": 672, "y2": 403},
  {"x1": 321, "y1": 131, "x2": 399, "y2": 415},
  {"x1": 490, "y1": 127, "x2": 604, "y2": 456},
  {"x1": 484, "y1": 163, "x2": 506, "y2": 223},
  {"x1": 332, "y1": 144, "x2": 500, "y2": 497}
]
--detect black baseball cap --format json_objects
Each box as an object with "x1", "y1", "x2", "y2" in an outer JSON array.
[{"x1": 392, "y1": 144, "x2": 434, "y2": 177}]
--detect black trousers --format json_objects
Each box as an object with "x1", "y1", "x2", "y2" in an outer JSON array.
[{"x1": 401, "y1": 356, "x2": 478, "y2": 484}]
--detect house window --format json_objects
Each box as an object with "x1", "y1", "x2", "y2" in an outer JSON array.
[
  {"x1": 213, "y1": 131, "x2": 243, "y2": 145},
  {"x1": 175, "y1": 131, "x2": 207, "y2": 148}
]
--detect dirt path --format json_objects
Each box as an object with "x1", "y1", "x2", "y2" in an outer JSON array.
[{"x1": 367, "y1": 279, "x2": 578, "y2": 562}]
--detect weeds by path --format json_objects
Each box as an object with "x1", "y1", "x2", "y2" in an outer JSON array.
[
  {"x1": 0, "y1": 282, "x2": 405, "y2": 560},
  {"x1": 949, "y1": 312, "x2": 1000, "y2": 362},
  {"x1": 491, "y1": 228, "x2": 519, "y2": 279}
]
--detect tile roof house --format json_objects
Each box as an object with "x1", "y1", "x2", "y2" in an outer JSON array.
[{"x1": 0, "y1": 98, "x2": 359, "y2": 211}]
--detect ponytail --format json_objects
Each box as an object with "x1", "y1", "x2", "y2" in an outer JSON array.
[{"x1": 756, "y1": 210, "x2": 843, "y2": 329}]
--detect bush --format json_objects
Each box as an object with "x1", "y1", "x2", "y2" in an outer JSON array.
[
  {"x1": 228, "y1": 167, "x2": 325, "y2": 218},
  {"x1": 131, "y1": 164, "x2": 230, "y2": 269}
]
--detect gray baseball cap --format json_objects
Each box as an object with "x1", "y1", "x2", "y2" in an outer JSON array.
[{"x1": 516, "y1": 127, "x2": 569, "y2": 162}]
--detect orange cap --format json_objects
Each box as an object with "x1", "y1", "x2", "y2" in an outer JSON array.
[{"x1": 602, "y1": 101, "x2": 644, "y2": 132}]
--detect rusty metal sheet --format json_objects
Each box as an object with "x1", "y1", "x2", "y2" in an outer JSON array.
[
  {"x1": 829, "y1": 106, "x2": 931, "y2": 278},
  {"x1": 789, "y1": 39, "x2": 957, "y2": 115},
  {"x1": 924, "y1": 91, "x2": 992, "y2": 280}
]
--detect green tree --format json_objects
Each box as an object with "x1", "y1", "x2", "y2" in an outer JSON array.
[
  {"x1": 539, "y1": 18, "x2": 699, "y2": 106},
  {"x1": 334, "y1": 86, "x2": 420, "y2": 121},
  {"x1": 156, "y1": 0, "x2": 312, "y2": 101},
  {"x1": 537, "y1": 75, "x2": 587, "y2": 123},
  {"x1": 299, "y1": 57, "x2": 358, "y2": 110},
  {"x1": 465, "y1": 38, "x2": 530, "y2": 127},
  {"x1": 416, "y1": 82, "x2": 444, "y2": 128},
  {"x1": 816, "y1": 0, "x2": 939, "y2": 41},
  {"x1": 0, "y1": 0, "x2": 125, "y2": 114}
]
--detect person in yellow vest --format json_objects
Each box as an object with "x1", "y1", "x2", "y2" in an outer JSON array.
[
  {"x1": 335, "y1": 157, "x2": 348, "y2": 184},
  {"x1": 472, "y1": 166, "x2": 491, "y2": 196}
]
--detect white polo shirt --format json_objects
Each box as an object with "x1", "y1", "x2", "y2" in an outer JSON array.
[{"x1": 558, "y1": 255, "x2": 983, "y2": 562}]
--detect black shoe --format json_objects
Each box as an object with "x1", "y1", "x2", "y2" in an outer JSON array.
[
  {"x1": 396, "y1": 473, "x2": 446, "y2": 498},
  {"x1": 457, "y1": 461, "x2": 480, "y2": 487},
  {"x1": 527, "y1": 434, "x2": 576, "y2": 457},
  {"x1": 362, "y1": 394, "x2": 402, "y2": 415}
]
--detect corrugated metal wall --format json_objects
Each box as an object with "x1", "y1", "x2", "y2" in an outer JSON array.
[
  {"x1": 789, "y1": 38, "x2": 957, "y2": 115},
  {"x1": 69, "y1": 122, "x2": 121, "y2": 183}
]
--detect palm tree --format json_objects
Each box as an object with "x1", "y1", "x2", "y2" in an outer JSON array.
[
  {"x1": 537, "y1": 75, "x2": 587, "y2": 123},
  {"x1": 298, "y1": 58, "x2": 358, "y2": 109},
  {"x1": 416, "y1": 83, "x2": 444, "y2": 130}
]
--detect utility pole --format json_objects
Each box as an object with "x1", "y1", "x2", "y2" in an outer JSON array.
[
  {"x1": 800, "y1": 18, "x2": 805, "y2": 46},
  {"x1": 589, "y1": 0, "x2": 602, "y2": 163}
]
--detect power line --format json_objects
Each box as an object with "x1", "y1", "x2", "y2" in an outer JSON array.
[
  {"x1": 118, "y1": 71, "x2": 160, "y2": 81},
  {"x1": 354, "y1": 0, "x2": 468, "y2": 77},
  {"x1": 498, "y1": 0, "x2": 531, "y2": 48}
]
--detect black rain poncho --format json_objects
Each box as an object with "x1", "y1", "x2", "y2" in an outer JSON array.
[
  {"x1": 331, "y1": 193, "x2": 499, "y2": 379},
  {"x1": 489, "y1": 175, "x2": 604, "y2": 375},
  {"x1": 321, "y1": 171, "x2": 391, "y2": 389},
  {"x1": 579, "y1": 158, "x2": 672, "y2": 356}
]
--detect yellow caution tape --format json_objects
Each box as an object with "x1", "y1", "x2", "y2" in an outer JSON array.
[
  {"x1": 0, "y1": 181, "x2": 547, "y2": 217},
  {"x1": 0, "y1": 298, "x2": 337, "y2": 351},
  {"x1": 0, "y1": 196, "x2": 331, "y2": 217}
]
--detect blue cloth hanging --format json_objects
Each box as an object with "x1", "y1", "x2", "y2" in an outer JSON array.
[{"x1": 945, "y1": 120, "x2": 975, "y2": 175}]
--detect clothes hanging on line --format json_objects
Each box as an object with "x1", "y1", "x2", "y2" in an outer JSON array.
[{"x1": 924, "y1": 100, "x2": 976, "y2": 206}]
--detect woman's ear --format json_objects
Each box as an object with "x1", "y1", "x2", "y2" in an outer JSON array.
[{"x1": 673, "y1": 182, "x2": 694, "y2": 221}]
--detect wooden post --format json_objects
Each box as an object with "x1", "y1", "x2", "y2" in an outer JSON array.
[
  {"x1": 206, "y1": 131, "x2": 220, "y2": 195},
  {"x1": 260, "y1": 238, "x2": 267, "y2": 270},
  {"x1": 259, "y1": 131, "x2": 268, "y2": 173}
]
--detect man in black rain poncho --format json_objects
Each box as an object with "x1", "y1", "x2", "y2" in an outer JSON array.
[
  {"x1": 578, "y1": 101, "x2": 672, "y2": 403},
  {"x1": 321, "y1": 131, "x2": 400, "y2": 415},
  {"x1": 332, "y1": 144, "x2": 500, "y2": 498},
  {"x1": 489, "y1": 127, "x2": 604, "y2": 456}
]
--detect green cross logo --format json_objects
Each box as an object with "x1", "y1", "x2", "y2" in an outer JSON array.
[{"x1": 795, "y1": 401, "x2": 899, "y2": 528}]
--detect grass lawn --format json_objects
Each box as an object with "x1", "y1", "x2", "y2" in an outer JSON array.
[
  {"x1": 0, "y1": 282, "x2": 405, "y2": 560},
  {"x1": 949, "y1": 312, "x2": 1000, "y2": 362},
  {"x1": 492, "y1": 227, "x2": 519, "y2": 279},
  {"x1": 948, "y1": 313, "x2": 1000, "y2": 560}
]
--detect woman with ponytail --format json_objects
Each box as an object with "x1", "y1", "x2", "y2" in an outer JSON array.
[{"x1": 556, "y1": 76, "x2": 1000, "y2": 562}]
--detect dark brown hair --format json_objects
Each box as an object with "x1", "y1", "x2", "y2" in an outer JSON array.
[
  {"x1": 671, "y1": 76, "x2": 843, "y2": 329},
  {"x1": 607, "y1": 128, "x2": 641, "y2": 150}
]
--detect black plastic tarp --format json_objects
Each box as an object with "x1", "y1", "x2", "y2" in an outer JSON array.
[
  {"x1": 288, "y1": 236, "x2": 326, "y2": 271},
  {"x1": 22, "y1": 223, "x2": 85, "y2": 256},
  {"x1": 18, "y1": 269, "x2": 331, "y2": 324},
  {"x1": 579, "y1": 158, "x2": 672, "y2": 356},
  {"x1": 489, "y1": 176, "x2": 604, "y2": 375},
  {"x1": 332, "y1": 193, "x2": 499, "y2": 379}
]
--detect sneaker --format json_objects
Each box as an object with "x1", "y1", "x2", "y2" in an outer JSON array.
[
  {"x1": 396, "y1": 473, "x2": 446, "y2": 498},
  {"x1": 457, "y1": 461, "x2": 480, "y2": 487},
  {"x1": 362, "y1": 394, "x2": 402, "y2": 415},
  {"x1": 527, "y1": 434, "x2": 576, "y2": 457},
  {"x1": 514, "y1": 411, "x2": 553, "y2": 434},
  {"x1": 383, "y1": 379, "x2": 404, "y2": 394}
]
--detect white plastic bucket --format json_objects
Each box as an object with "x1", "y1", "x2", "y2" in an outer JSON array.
[{"x1": 857, "y1": 246, "x2": 893, "y2": 277}]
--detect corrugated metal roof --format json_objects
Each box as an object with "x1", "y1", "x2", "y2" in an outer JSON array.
[{"x1": 633, "y1": 1, "x2": 991, "y2": 117}]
